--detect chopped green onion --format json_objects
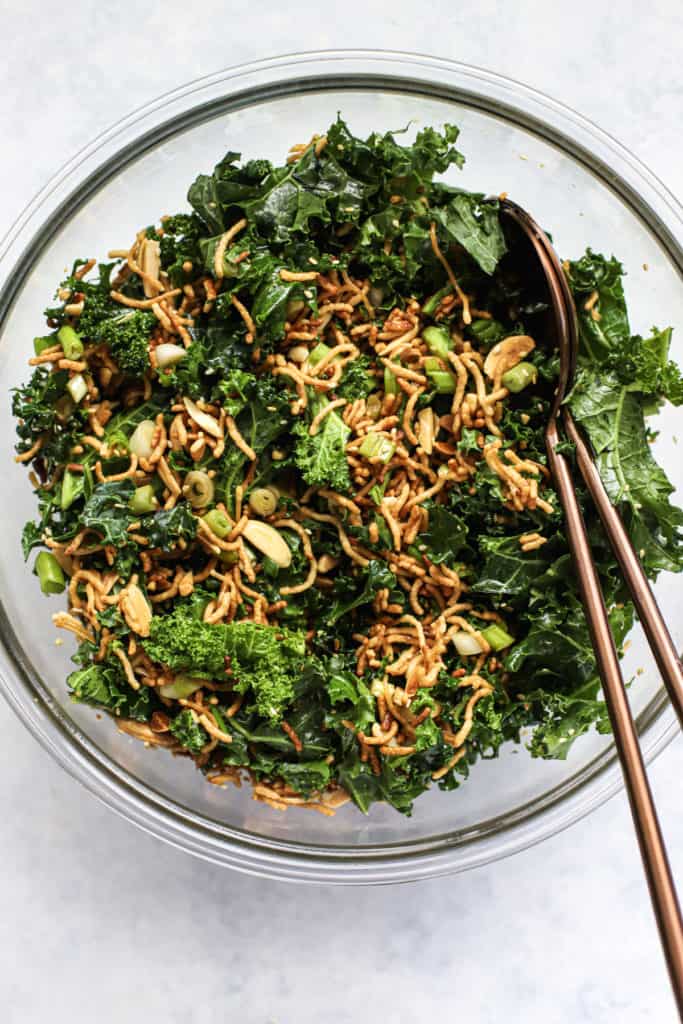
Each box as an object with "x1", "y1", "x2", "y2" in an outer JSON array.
[
  {"x1": 501, "y1": 362, "x2": 538, "y2": 393},
  {"x1": 422, "y1": 284, "x2": 453, "y2": 316},
  {"x1": 308, "y1": 342, "x2": 331, "y2": 367},
  {"x1": 481, "y1": 623, "x2": 515, "y2": 651},
  {"x1": 359, "y1": 432, "x2": 395, "y2": 463},
  {"x1": 218, "y1": 549, "x2": 240, "y2": 566},
  {"x1": 33, "y1": 335, "x2": 56, "y2": 356},
  {"x1": 384, "y1": 365, "x2": 400, "y2": 396},
  {"x1": 203, "y1": 508, "x2": 231, "y2": 538},
  {"x1": 58, "y1": 324, "x2": 84, "y2": 360},
  {"x1": 423, "y1": 325, "x2": 452, "y2": 361},
  {"x1": 183, "y1": 470, "x2": 214, "y2": 509},
  {"x1": 129, "y1": 485, "x2": 159, "y2": 515},
  {"x1": 424, "y1": 358, "x2": 456, "y2": 393},
  {"x1": 66, "y1": 374, "x2": 88, "y2": 404},
  {"x1": 60, "y1": 469, "x2": 81, "y2": 511},
  {"x1": 211, "y1": 706, "x2": 231, "y2": 736},
  {"x1": 159, "y1": 675, "x2": 202, "y2": 700},
  {"x1": 365, "y1": 392, "x2": 382, "y2": 418},
  {"x1": 34, "y1": 552, "x2": 66, "y2": 595},
  {"x1": 248, "y1": 487, "x2": 279, "y2": 516}
]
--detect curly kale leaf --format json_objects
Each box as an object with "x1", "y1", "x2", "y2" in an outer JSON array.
[
  {"x1": 144, "y1": 608, "x2": 310, "y2": 722},
  {"x1": 617, "y1": 326, "x2": 683, "y2": 405},
  {"x1": 12, "y1": 366, "x2": 83, "y2": 472},
  {"x1": 96, "y1": 311, "x2": 156, "y2": 375},
  {"x1": 327, "y1": 117, "x2": 464, "y2": 196},
  {"x1": 68, "y1": 660, "x2": 152, "y2": 721},
  {"x1": 324, "y1": 561, "x2": 396, "y2": 626},
  {"x1": 567, "y1": 251, "x2": 682, "y2": 402},
  {"x1": 431, "y1": 194, "x2": 507, "y2": 276},
  {"x1": 79, "y1": 479, "x2": 136, "y2": 548},
  {"x1": 141, "y1": 504, "x2": 197, "y2": 552},
  {"x1": 293, "y1": 400, "x2": 351, "y2": 490},
  {"x1": 566, "y1": 250, "x2": 630, "y2": 363},
  {"x1": 158, "y1": 213, "x2": 204, "y2": 285},
  {"x1": 169, "y1": 708, "x2": 208, "y2": 754},
  {"x1": 570, "y1": 367, "x2": 683, "y2": 573},
  {"x1": 420, "y1": 505, "x2": 469, "y2": 565},
  {"x1": 527, "y1": 681, "x2": 612, "y2": 759},
  {"x1": 336, "y1": 354, "x2": 377, "y2": 401}
]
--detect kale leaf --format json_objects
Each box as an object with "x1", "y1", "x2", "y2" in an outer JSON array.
[
  {"x1": 68, "y1": 661, "x2": 152, "y2": 721},
  {"x1": 570, "y1": 367, "x2": 683, "y2": 572},
  {"x1": 142, "y1": 504, "x2": 197, "y2": 552},
  {"x1": 144, "y1": 608, "x2": 310, "y2": 723},
  {"x1": 293, "y1": 400, "x2": 351, "y2": 490},
  {"x1": 169, "y1": 708, "x2": 208, "y2": 754}
]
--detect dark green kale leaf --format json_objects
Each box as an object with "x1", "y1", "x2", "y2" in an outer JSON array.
[
  {"x1": 431, "y1": 194, "x2": 507, "y2": 275},
  {"x1": 420, "y1": 505, "x2": 468, "y2": 564},
  {"x1": 570, "y1": 367, "x2": 683, "y2": 572},
  {"x1": 21, "y1": 522, "x2": 43, "y2": 560},
  {"x1": 473, "y1": 533, "x2": 555, "y2": 598},
  {"x1": 45, "y1": 261, "x2": 118, "y2": 334},
  {"x1": 336, "y1": 354, "x2": 377, "y2": 401},
  {"x1": 527, "y1": 680, "x2": 611, "y2": 759},
  {"x1": 96, "y1": 310, "x2": 156, "y2": 375},
  {"x1": 276, "y1": 759, "x2": 332, "y2": 798},
  {"x1": 68, "y1": 660, "x2": 152, "y2": 721},
  {"x1": 336, "y1": 754, "x2": 383, "y2": 814},
  {"x1": 566, "y1": 250, "x2": 629, "y2": 362},
  {"x1": 325, "y1": 561, "x2": 396, "y2": 626},
  {"x1": 158, "y1": 213, "x2": 204, "y2": 285},
  {"x1": 162, "y1": 324, "x2": 252, "y2": 397},
  {"x1": 141, "y1": 504, "x2": 197, "y2": 552},
  {"x1": 617, "y1": 326, "x2": 683, "y2": 405},
  {"x1": 219, "y1": 375, "x2": 292, "y2": 511},
  {"x1": 327, "y1": 117, "x2": 464, "y2": 196},
  {"x1": 12, "y1": 366, "x2": 82, "y2": 472},
  {"x1": 169, "y1": 708, "x2": 208, "y2": 754},
  {"x1": 188, "y1": 173, "x2": 225, "y2": 234},
  {"x1": 506, "y1": 597, "x2": 631, "y2": 702},
  {"x1": 79, "y1": 480, "x2": 135, "y2": 548}
]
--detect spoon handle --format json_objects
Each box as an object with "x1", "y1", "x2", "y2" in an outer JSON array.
[
  {"x1": 547, "y1": 425, "x2": 683, "y2": 1017},
  {"x1": 563, "y1": 408, "x2": 683, "y2": 727}
]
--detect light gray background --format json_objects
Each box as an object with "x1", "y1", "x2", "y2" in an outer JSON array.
[{"x1": 2, "y1": 2, "x2": 682, "y2": 1021}]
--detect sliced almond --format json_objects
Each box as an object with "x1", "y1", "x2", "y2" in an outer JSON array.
[
  {"x1": 140, "y1": 238, "x2": 161, "y2": 298},
  {"x1": 169, "y1": 413, "x2": 188, "y2": 451},
  {"x1": 119, "y1": 582, "x2": 152, "y2": 637},
  {"x1": 150, "y1": 711, "x2": 171, "y2": 733},
  {"x1": 129, "y1": 419, "x2": 157, "y2": 460},
  {"x1": 317, "y1": 554, "x2": 339, "y2": 573},
  {"x1": 416, "y1": 408, "x2": 439, "y2": 455},
  {"x1": 183, "y1": 396, "x2": 223, "y2": 439},
  {"x1": 287, "y1": 345, "x2": 309, "y2": 364},
  {"x1": 483, "y1": 335, "x2": 535, "y2": 381},
  {"x1": 242, "y1": 520, "x2": 292, "y2": 568}
]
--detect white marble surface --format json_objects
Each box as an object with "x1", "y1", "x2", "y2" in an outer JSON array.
[{"x1": 2, "y1": 3, "x2": 683, "y2": 1021}]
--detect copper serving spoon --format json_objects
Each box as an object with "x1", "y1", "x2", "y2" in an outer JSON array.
[{"x1": 498, "y1": 197, "x2": 683, "y2": 1015}]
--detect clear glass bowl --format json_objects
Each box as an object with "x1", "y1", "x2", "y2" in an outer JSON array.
[{"x1": 1, "y1": 51, "x2": 681, "y2": 884}]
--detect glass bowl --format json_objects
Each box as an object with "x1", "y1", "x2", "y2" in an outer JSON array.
[{"x1": 1, "y1": 51, "x2": 681, "y2": 884}]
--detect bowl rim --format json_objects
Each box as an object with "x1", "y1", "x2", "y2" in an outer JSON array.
[{"x1": 0, "y1": 48, "x2": 680, "y2": 884}]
